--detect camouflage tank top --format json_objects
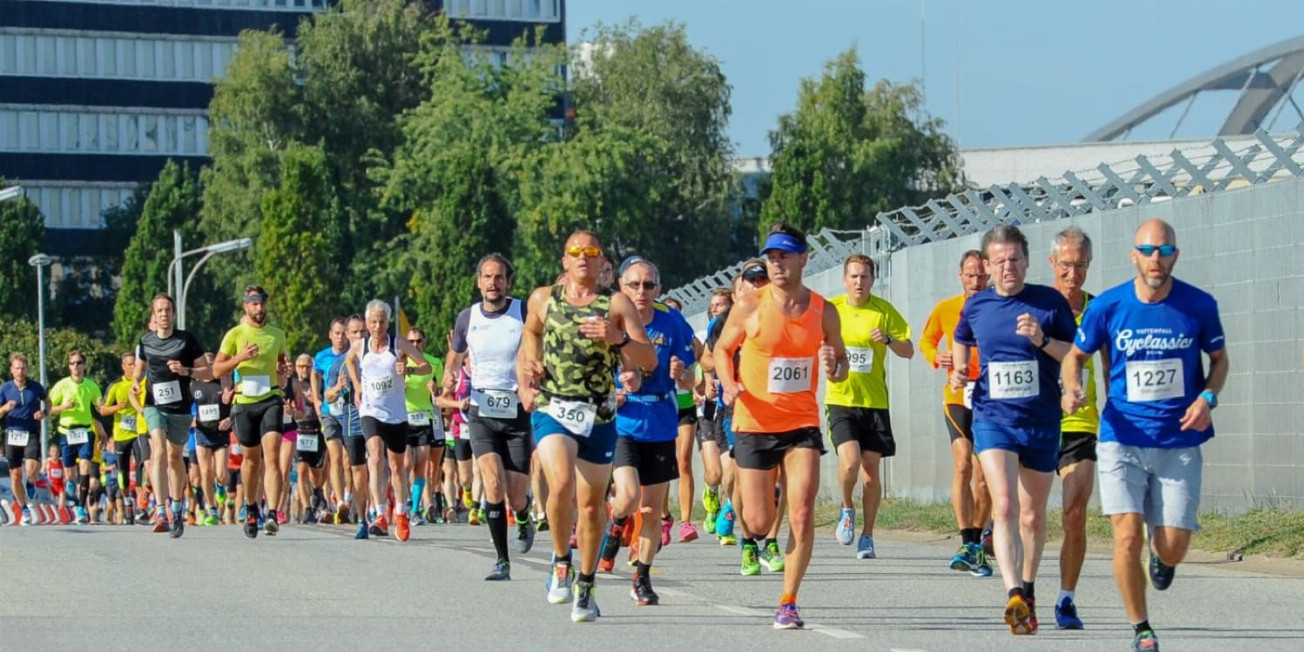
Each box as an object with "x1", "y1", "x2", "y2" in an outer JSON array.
[{"x1": 538, "y1": 284, "x2": 620, "y2": 422}]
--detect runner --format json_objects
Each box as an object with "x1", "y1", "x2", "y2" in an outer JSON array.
[
  {"x1": 213, "y1": 285, "x2": 292, "y2": 539},
  {"x1": 191, "y1": 353, "x2": 233, "y2": 527},
  {"x1": 312, "y1": 319, "x2": 352, "y2": 523},
  {"x1": 344, "y1": 299, "x2": 430, "y2": 543},
  {"x1": 325, "y1": 314, "x2": 367, "y2": 532},
  {"x1": 519, "y1": 230, "x2": 656, "y2": 622},
  {"x1": 102, "y1": 352, "x2": 146, "y2": 525},
  {"x1": 48, "y1": 349, "x2": 108, "y2": 525},
  {"x1": 659, "y1": 295, "x2": 704, "y2": 544},
  {"x1": 435, "y1": 364, "x2": 474, "y2": 524},
  {"x1": 1062, "y1": 219, "x2": 1227, "y2": 652},
  {"x1": 132, "y1": 293, "x2": 210, "y2": 538},
  {"x1": 950, "y1": 225, "x2": 1076, "y2": 635},
  {"x1": 713, "y1": 223, "x2": 848, "y2": 629},
  {"x1": 827, "y1": 253, "x2": 914, "y2": 559},
  {"x1": 920, "y1": 250, "x2": 993, "y2": 575},
  {"x1": 596, "y1": 257, "x2": 696, "y2": 605},
  {"x1": 1047, "y1": 226, "x2": 1103, "y2": 629},
  {"x1": 1, "y1": 353, "x2": 49, "y2": 525},
  {"x1": 401, "y1": 328, "x2": 443, "y2": 526},
  {"x1": 290, "y1": 354, "x2": 328, "y2": 524},
  {"x1": 696, "y1": 287, "x2": 735, "y2": 538},
  {"x1": 445, "y1": 253, "x2": 535, "y2": 581}
]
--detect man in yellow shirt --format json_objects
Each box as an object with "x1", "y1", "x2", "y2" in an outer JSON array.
[
  {"x1": 103, "y1": 352, "x2": 149, "y2": 524},
  {"x1": 47, "y1": 350, "x2": 106, "y2": 525},
  {"x1": 826, "y1": 254, "x2": 914, "y2": 560}
]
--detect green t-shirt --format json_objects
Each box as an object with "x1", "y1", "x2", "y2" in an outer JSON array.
[
  {"x1": 219, "y1": 322, "x2": 289, "y2": 405},
  {"x1": 49, "y1": 376, "x2": 103, "y2": 430},
  {"x1": 404, "y1": 352, "x2": 443, "y2": 413},
  {"x1": 104, "y1": 376, "x2": 146, "y2": 441}
]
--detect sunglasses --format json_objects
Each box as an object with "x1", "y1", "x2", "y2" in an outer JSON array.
[
  {"x1": 624, "y1": 281, "x2": 658, "y2": 291},
  {"x1": 1134, "y1": 244, "x2": 1178, "y2": 258},
  {"x1": 566, "y1": 245, "x2": 603, "y2": 258},
  {"x1": 70, "y1": 360, "x2": 86, "y2": 366},
  {"x1": 407, "y1": 339, "x2": 424, "y2": 344}
]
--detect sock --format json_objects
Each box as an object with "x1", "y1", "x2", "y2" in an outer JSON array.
[
  {"x1": 961, "y1": 527, "x2": 981, "y2": 544},
  {"x1": 780, "y1": 592, "x2": 797, "y2": 606},
  {"x1": 79, "y1": 477, "x2": 90, "y2": 507},
  {"x1": 612, "y1": 515, "x2": 630, "y2": 530},
  {"x1": 412, "y1": 478, "x2": 426, "y2": 504},
  {"x1": 486, "y1": 501, "x2": 509, "y2": 562},
  {"x1": 635, "y1": 561, "x2": 650, "y2": 579},
  {"x1": 344, "y1": 491, "x2": 353, "y2": 504},
  {"x1": 1133, "y1": 619, "x2": 1152, "y2": 635},
  {"x1": 555, "y1": 552, "x2": 572, "y2": 566},
  {"x1": 1058, "y1": 589, "x2": 1075, "y2": 606},
  {"x1": 578, "y1": 572, "x2": 595, "y2": 585},
  {"x1": 1022, "y1": 581, "x2": 1035, "y2": 603}
]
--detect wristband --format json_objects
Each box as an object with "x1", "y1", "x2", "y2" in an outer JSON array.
[{"x1": 1038, "y1": 336, "x2": 1051, "y2": 350}]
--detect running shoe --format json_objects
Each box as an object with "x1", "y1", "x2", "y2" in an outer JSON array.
[
  {"x1": 970, "y1": 545, "x2": 993, "y2": 577},
  {"x1": 1149, "y1": 550, "x2": 1176, "y2": 591},
  {"x1": 1055, "y1": 596, "x2": 1083, "y2": 630},
  {"x1": 950, "y1": 543, "x2": 975, "y2": 571},
  {"x1": 170, "y1": 512, "x2": 185, "y2": 539},
  {"x1": 186, "y1": 512, "x2": 197, "y2": 526},
  {"x1": 205, "y1": 511, "x2": 219, "y2": 527},
  {"x1": 264, "y1": 511, "x2": 280, "y2": 536},
  {"x1": 1027, "y1": 598, "x2": 1039, "y2": 634},
  {"x1": 598, "y1": 521, "x2": 623, "y2": 572},
  {"x1": 152, "y1": 513, "x2": 169, "y2": 534},
  {"x1": 620, "y1": 518, "x2": 635, "y2": 547},
  {"x1": 571, "y1": 580, "x2": 600, "y2": 622},
  {"x1": 243, "y1": 510, "x2": 259, "y2": 539},
  {"x1": 702, "y1": 485, "x2": 721, "y2": 515},
  {"x1": 516, "y1": 516, "x2": 535, "y2": 554},
  {"x1": 395, "y1": 513, "x2": 411, "y2": 542},
  {"x1": 277, "y1": 510, "x2": 289, "y2": 525},
  {"x1": 1132, "y1": 629, "x2": 1160, "y2": 651},
  {"x1": 761, "y1": 540, "x2": 785, "y2": 572},
  {"x1": 337, "y1": 502, "x2": 351, "y2": 524},
  {"x1": 485, "y1": 560, "x2": 511, "y2": 581},
  {"x1": 1004, "y1": 594, "x2": 1034, "y2": 635},
  {"x1": 718, "y1": 534, "x2": 737, "y2": 546},
  {"x1": 660, "y1": 515, "x2": 673, "y2": 547},
  {"x1": 75, "y1": 506, "x2": 89, "y2": 525},
  {"x1": 835, "y1": 507, "x2": 855, "y2": 545},
  {"x1": 981, "y1": 527, "x2": 994, "y2": 557},
  {"x1": 215, "y1": 484, "x2": 227, "y2": 506},
  {"x1": 425, "y1": 504, "x2": 440, "y2": 524},
  {"x1": 238, "y1": 505, "x2": 247, "y2": 522},
  {"x1": 856, "y1": 534, "x2": 877, "y2": 559},
  {"x1": 412, "y1": 513, "x2": 427, "y2": 526},
  {"x1": 704, "y1": 511, "x2": 717, "y2": 535},
  {"x1": 630, "y1": 573, "x2": 659, "y2": 606},
  {"x1": 468, "y1": 508, "x2": 483, "y2": 526},
  {"x1": 535, "y1": 514, "x2": 549, "y2": 532},
  {"x1": 715, "y1": 503, "x2": 735, "y2": 538},
  {"x1": 354, "y1": 520, "x2": 369, "y2": 540},
  {"x1": 773, "y1": 602, "x2": 805, "y2": 630},
  {"x1": 20, "y1": 506, "x2": 33, "y2": 526},
  {"x1": 678, "y1": 520, "x2": 699, "y2": 543},
  {"x1": 7, "y1": 500, "x2": 18, "y2": 523},
  {"x1": 546, "y1": 558, "x2": 574, "y2": 604},
  {"x1": 369, "y1": 515, "x2": 388, "y2": 537},
  {"x1": 461, "y1": 488, "x2": 474, "y2": 510},
  {"x1": 741, "y1": 541, "x2": 762, "y2": 576}
]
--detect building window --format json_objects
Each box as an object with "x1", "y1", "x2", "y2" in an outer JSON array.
[{"x1": 526, "y1": 0, "x2": 540, "y2": 18}]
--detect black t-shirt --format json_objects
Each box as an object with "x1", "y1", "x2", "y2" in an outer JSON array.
[
  {"x1": 137, "y1": 329, "x2": 206, "y2": 414},
  {"x1": 191, "y1": 379, "x2": 231, "y2": 434}
]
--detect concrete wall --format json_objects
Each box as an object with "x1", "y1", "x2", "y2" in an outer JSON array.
[{"x1": 685, "y1": 176, "x2": 1304, "y2": 512}]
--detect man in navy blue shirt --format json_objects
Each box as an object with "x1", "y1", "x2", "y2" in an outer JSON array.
[
  {"x1": 951, "y1": 225, "x2": 1076, "y2": 636},
  {"x1": 1, "y1": 353, "x2": 50, "y2": 525},
  {"x1": 1062, "y1": 219, "x2": 1227, "y2": 652}
]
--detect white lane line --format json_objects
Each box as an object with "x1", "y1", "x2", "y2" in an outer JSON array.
[
  {"x1": 713, "y1": 604, "x2": 866, "y2": 639},
  {"x1": 807, "y1": 624, "x2": 868, "y2": 639},
  {"x1": 715, "y1": 605, "x2": 772, "y2": 618},
  {"x1": 890, "y1": 649, "x2": 934, "y2": 652}
]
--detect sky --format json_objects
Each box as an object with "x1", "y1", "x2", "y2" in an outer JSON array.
[{"x1": 566, "y1": 0, "x2": 1304, "y2": 156}]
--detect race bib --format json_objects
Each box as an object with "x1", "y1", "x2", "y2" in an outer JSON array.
[
  {"x1": 408, "y1": 410, "x2": 432, "y2": 427},
  {"x1": 988, "y1": 360, "x2": 1038, "y2": 400},
  {"x1": 330, "y1": 399, "x2": 344, "y2": 415},
  {"x1": 295, "y1": 433, "x2": 320, "y2": 452},
  {"x1": 241, "y1": 375, "x2": 271, "y2": 397},
  {"x1": 282, "y1": 410, "x2": 294, "y2": 425},
  {"x1": 66, "y1": 428, "x2": 90, "y2": 445},
  {"x1": 198, "y1": 404, "x2": 220, "y2": 422},
  {"x1": 474, "y1": 389, "x2": 519, "y2": 419},
  {"x1": 547, "y1": 399, "x2": 596, "y2": 438},
  {"x1": 6, "y1": 428, "x2": 29, "y2": 447},
  {"x1": 1126, "y1": 359, "x2": 1185, "y2": 402},
  {"x1": 152, "y1": 380, "x2": 181, "y2": 405},
  {"x1": 120, "y1": 415, "x2": 137, "y2": 432},
  {"x1": 963, "y1": 382, "x2": 974, "y2": 409},
  {"x1": 846, "y1": 347, "x2": 875, "y2": 374},
  {"x1": 368, "y1": 376, "x2": 396, "y2": 396},
  {"x1": 767, "y1": 357, "x2": 814, "y2": 394},
  {"x1": 230, "y1": 443, "x2": 242, "y2": 456}
]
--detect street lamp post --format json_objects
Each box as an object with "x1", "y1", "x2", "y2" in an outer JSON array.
[
  {"x1": 166, "y1": 231, "x2": 253, "y2": 330},
  {"x1": 27, "y1": 253, "x2": 52, "y2": 453}
]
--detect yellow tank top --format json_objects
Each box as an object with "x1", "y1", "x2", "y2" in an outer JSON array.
[{"x1": 1060, "y1": 293, "x2": 1099, "y2": 435}]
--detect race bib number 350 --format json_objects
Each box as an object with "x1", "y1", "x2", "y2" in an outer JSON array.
[
  {"x1": 1126, "y1": 359, "x2": 1184, "y2": 402},
  {"x1": 846, "y1": 347, "x2": 874, "y2": 374},
  {"x1": 768, "y1": 357, "x2": 814, "y2": 394},
  {"x1": 547, "y1": 399, "x2": 596, "y2": 438},
  {"x1": 988, "y1": 360, "x2": 1038, "y2": 400}
]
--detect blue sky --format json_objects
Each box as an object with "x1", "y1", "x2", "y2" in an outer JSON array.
[{"x1": 566, "y1": 0, "x2": 1304, "y2": 155}]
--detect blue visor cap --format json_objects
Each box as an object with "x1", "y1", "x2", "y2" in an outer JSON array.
[{"x1": 761, "y1": 233, "x2": 806, "y2": 255}]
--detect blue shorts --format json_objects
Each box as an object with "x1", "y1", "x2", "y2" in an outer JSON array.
[
  {"x1": 972, "y1": 420, "x2": 1059, "y2": 474},
  {"x1": 59, "y1": 431, "x2": 95, "y2": 467},
  {"x1": 531, "y1": 411, "x2": 618, "y2": 465},
  {"x1": 722, "y1": 417, "x2": 736, "y2": 451}
]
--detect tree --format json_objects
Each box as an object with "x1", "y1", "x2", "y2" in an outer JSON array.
[
  {"x1": 256, "y1": 144, "x2": 345, "y2": 355},
  {"x1": 49, "y1": 186, "x2": 144, "y2": 337},
  {"x1": 113, "y1": 161, "x2": 201, "y2": 346},
  {"x1": 0, "y1": 187, "x2": 46, "y2": 322},
  {"x1": 760, "y1": 48, "x2": 965, "y2": 236},
  {"x1": 0, "y1": 319, "x2": 119, "y2": 388}
]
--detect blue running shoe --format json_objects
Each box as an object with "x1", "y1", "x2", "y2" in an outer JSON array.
[
  {"x1": 950, "y1": 544, "x2": 974, "y2": 571},
  {"x1": 238, "y1": 505, "x2": 247, "y2": 522},
  {"x1": 1055, "y1": 597, "x2": 1084, "y2": 630},
  {"x1": 715, "y1": 502, "x2": 735, "y2": 538},
  {"x1": 970, "y1": 545, "x2": 993, "y2": 577},
  {"x1": 835, "y1": 507, "x2": 855, "y2": 545},
  {"x1": 355, "y1": 520, "x2": 370, "y2": 540},
  {"x1": 855, "y1": 534, "x2": 876, "y2": 559}
]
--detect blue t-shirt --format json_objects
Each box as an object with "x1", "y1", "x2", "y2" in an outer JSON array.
[
  {"x1": 1075, "y1": 278, "x2": 1225, "y2": 448},
  {"x1": 954, "y1": 285, "x2": 1076, "y2": 428},
  {"x1": 617, "y1": 304, "x2": 697, "y2": 442},
  {"x1": 327, "y1": 354, "x2": 362, "y2": 437},
  {"x1": 314, "y1": 346, "x2": 348, "y2": 418},
  {"x1": 0, "y1": 380, "x2": 47, "y2": 434}
]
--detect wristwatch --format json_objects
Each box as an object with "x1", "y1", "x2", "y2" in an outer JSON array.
[
  {"x1": 613, "y1": 331, "x2": 631, "y2": 350},
  {"x1": 1200, "y1": 390, "x2": 1218, "y2": 409}
]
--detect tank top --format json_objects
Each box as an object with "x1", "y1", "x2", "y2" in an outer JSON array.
[
  {"x1": 467, "y1": 299, "x2": 523, "y2": 391},
  {"x1": 1060, "y1": 292, "x2": 1100, "y2": 435},
  {"x1": 359, "y1": 335, "x2": 405, "y2": 424},
  {"x1": 538, "y1": 285, "x2": 620, "y2": 422},
  {"x1": 732, "y1": 285, "x2": 825, "y2": 434}
]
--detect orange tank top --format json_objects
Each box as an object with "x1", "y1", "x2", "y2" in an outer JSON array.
[{"x1": 732, "y1": 286, "x2": 825, "y2": 434}]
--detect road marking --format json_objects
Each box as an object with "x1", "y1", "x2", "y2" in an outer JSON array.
[
  {"x1": 715, "y1": 605, "x2": 771, "y2": 618},
  {"x1": 890, "y1": 649, "x2": 934, "y2": 652},
  {"x1": 713, "y1": 604, "x2": 866, "y2": 639}
]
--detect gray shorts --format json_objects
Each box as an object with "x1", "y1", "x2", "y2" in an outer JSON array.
[
  {"x1": 144, "y1": 407, "x2": 192, "y2": 446},
  {"x1": 321, "y1": 415, "x2": 343, "y2": 441},
  {"x1": 1097, "y1": 441, "x2": 1202, "y2": 530}
]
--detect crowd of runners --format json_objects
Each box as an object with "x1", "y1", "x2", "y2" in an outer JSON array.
[{"x1": 0, "y1": 220, "x2": 1223, "y2": 651}]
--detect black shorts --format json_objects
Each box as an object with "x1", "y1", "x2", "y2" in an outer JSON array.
[
  {"x1": 294, "y1": 430, "x2": 327, "y2": 468},
  {"x1": 407, "y1": 424, "x2": 435, "y2": 448},
  {"x1": 135, "y1": 435, "x2": 152, "y2": 462},
  {"x1": 226, "y1": 469, "x2": 241, "y2": 493},
  {"x1": 361, "y1": 417, "x2": 407, "y2": 455},
  {"x1": 614, "y1": 437, "x2": 679, "y2": 486},
  {"x1": 4, "y1": 429, "x2": 40, "y2": 467},
  {"x1": 106, "y1": 481, "x2": 122, "y2": 502},
  {"x1": 344, "y1": 435, "x2": 367, "y2": 467},
  {"x1": 468, "y1": 407, "x2": 533, "y2": 475},
  {"x1": 696, "y1": 406, "x2": 729, "y2": 452},
  {"x1": 677, "y1": 406, "x2": 697, "y2": 426},
  {"x1": 231, "y1": 397, "x2": 284, "y2": 447},
  {"x1": 733, "y1": 427, "x2": 826, "y2": 471},
  {"x1": 448, "y1": 438, "x2": 472, "y2": 462},
  {"x1": 827, "y1": 405, "x2": 896, "y2": 457},
  {"x1": 1058, "y1": 430, "x2": 1098, "y2": 473},
  {"x1": 194, "y1": 428, "x2": 228, "y2": 451},
  {"x1": 944, "y1": 403, "x2": 974, "y2": 443}
]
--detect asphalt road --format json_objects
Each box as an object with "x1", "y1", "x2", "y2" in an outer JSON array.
[{"x1": 1, "y1": 513, "x2": 1301, "y2": 652}]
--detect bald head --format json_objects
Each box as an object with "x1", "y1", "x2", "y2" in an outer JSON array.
[{"x1": 1134, "y1": 219, "x2": 1176, "y2": 247}]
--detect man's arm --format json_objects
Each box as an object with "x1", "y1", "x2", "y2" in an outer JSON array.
[
  {"x1": 1203, "y1": 348, "x2": 1229, "y2": 396},
  {"x1": 713, "y1": 296, "x2": 755, "y2": 405},
  {"x1": 516, "y1": 287, "x2": 550, "y2": 411},
  {"x1": 397, "y1": 339, "x2": 432, "y2": 375},
  {"x1": 609, "y1": 292, "x2": 657, "y2": 372},
  {"x1": 1060, "y1": 345, "x2": 1091, "y2": 415},
  {"x1": 344, "y1": 341, "x2": 363, "y2": 406},
  {"x1": 822, "y1": 300, "x2": 850, "y2": 383}
]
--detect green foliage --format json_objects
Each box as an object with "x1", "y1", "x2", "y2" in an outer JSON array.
[
  {"x1": 255, "y1": 144, "x2": 344, "y2": 355},
  {"x1": 760, "y1": 48, "x2": 965, "y2": 236},
  {"x1": 0, "y1": 188, "x2": 46, "y2": 322},
  {"x1": 0, "y1": 319, "x2": 120, "y2": 387}
]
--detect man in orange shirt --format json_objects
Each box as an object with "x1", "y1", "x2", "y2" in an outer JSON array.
[{"x1": 920, "y1": 249, "x2": 992, "y2": 576}]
